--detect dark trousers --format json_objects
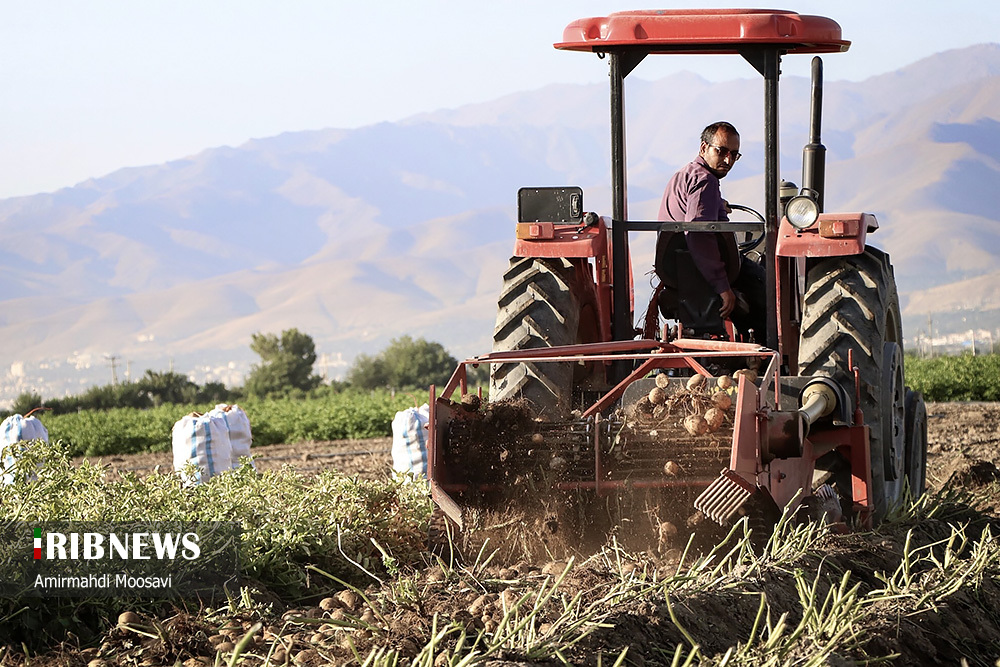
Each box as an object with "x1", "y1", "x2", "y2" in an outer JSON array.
[{"x1": 730, "y1": 259, "x2": 767, "y2": 344}]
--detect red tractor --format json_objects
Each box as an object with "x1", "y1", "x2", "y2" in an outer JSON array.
[{"x1": 427, "y1": 10, "x2": 927, "y2": 544}]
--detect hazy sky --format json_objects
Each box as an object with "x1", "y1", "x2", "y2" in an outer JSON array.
[{"x1": 2, "y1": 1, "x2": 998, "y2": 200}]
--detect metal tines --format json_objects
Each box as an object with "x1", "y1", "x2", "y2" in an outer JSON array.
[{"x1": 694, "y1": 469, "x2": 756, "y2": 525}]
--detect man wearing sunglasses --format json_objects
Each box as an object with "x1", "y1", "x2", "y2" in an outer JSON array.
[{"x1": 656, "y1": 121, "x2": 766, "y2": 341}]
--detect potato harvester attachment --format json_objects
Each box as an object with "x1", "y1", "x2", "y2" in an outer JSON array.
[{"x1": 429, "y1": 337, "x2": 875, "y2": 548}]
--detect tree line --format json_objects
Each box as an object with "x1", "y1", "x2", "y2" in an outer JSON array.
[{"x1": 6, "y1": 329, "x2": 477, "y2": 416}]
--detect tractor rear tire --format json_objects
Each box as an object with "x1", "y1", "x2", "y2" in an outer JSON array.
[
  {"x1": 904, "y1": 389, "x2": 928, "y2": 499},
  {"x1": 798, "y1": 249, "x2": 904, "y2": 524},
  {"x1": 881, "y1": 342, "x2": 907, "y2": 504},
  {"x1": 489, "y1": 257, "x2": 581, "y2": 417}
]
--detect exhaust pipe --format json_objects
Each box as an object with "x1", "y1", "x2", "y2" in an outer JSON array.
[{"x1": 802, "y1": 56, "x2": 826, "y2": 212}]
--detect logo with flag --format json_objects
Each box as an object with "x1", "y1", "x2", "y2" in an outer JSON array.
[{"x1": 1, "y1": 521, "x2": 241, "y2": 598}]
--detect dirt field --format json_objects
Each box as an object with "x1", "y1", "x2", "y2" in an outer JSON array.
[
  {"x1": 74, "y1": 437, "x2": 394, "y2": 481},
  {"x1": 26, "y1": 402, "x2": 1000, "y2": 665},
  {"x1": 924, "y1": 402, "x2": 1000, "y2": 487}
]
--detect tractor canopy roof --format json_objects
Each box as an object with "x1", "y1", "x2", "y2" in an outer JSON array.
[{"x1": 555, "y1": 9, "x2": 848, "y2": 55}]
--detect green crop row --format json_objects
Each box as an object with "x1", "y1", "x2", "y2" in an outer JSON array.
[
  {"x1": 905, "y1": 353, "x2": 1000, "y2": 402},
  {"x1": 28, "y1": 354, "x2": 1000, "y2": 458},
  {"x1": 0, "y1": 441, "x2": 432, "y2": 650},
  {"x1": 40, "y1": 390, "x2": 420, "y2": 457}
]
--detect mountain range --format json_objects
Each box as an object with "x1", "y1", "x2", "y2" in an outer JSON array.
[{"x1": 3, "y1": 44, "x2": 1000, "y2": 404}]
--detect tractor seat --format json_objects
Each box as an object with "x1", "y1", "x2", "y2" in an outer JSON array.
[{"x1": 654, "y1": 228, "x2": 743, "y2": 338}]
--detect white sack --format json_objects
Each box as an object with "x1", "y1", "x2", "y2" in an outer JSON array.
[
  {"x1": 391, "y1": 404, "x2": 430, "y2": 479},
  {"x1": 1, "y1": 414, "x2": 49, "y2": 485},
  {"x1": 172, "y1": 412, "x2": 233, "y2": 484},
  {"x1": 210, "y1": 403, "x2": 254, "y2": 470}
]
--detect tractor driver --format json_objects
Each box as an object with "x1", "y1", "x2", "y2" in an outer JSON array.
[{"x1": 657, "y1": 121, "x2": 766, "y2": 341}]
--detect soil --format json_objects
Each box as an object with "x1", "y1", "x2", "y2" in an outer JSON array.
[
  {"x1": 925, "y1": 402, "x2": 1000, "y2": 487},
  {"x1": 12, "y1": 402, "x2": 1000, "y2": 666},
  {"x1": 72, "y1": 437, "x2": 394, "y2": 482}
]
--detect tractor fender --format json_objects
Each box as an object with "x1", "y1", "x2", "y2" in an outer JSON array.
[
  {"x1": 775, "y1": 212, "x2": 878, "y2": 258},
  {"x1": 513, "y1": 217, "x2": 610, "y2": 260},
  {"x1": 511, "y1": 217, "x2": 615, "y2": 341}
]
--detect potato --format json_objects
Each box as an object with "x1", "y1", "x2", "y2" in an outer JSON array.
[
  {"x1": 655, "y1": 373, "x2": 671, "y2": 389},
  {"x1": 717, "y1": 375, "x2": 734, "y2": 390},
  {"x1": 469, "y1": 593, "x2": 491, "y2": 615},
  {"x1": 683, "y1": 415, "x2": 709, "y2": 436},
  {"x1": 663, "y1": 460, "x2": 682, "y2": 476},
  {"x1": 712, "y1": 391, "x2": 733, "y2": 411},
  {"x1": 294, "y1": 650, "x2": 318, "y2": 665},
  {"x1": 705, "y1": 407, "x2": 726, "y2": 431},
  {"x1": 118, "y1": 611, "x2": 141, "y2": 626},
  {"x1": 658, "y1": 521, "x2": 679, "y2": 541},
  {"x1": 336, "y1": 589, "x2": 361, "y2": 611},
  {"x1": 648, "y1": 386, "x2": 667, "y2": 405},
  {"x1": 686, "y1": 374, "x2": 706, "y2": 391}
]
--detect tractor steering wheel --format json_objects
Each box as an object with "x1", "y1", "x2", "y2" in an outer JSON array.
[{"x1": 728, "y1": 203, "x2": 766, "y2": 255}]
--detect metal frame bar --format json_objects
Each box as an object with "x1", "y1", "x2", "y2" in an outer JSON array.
[
  {"x1": 610, "y1": 51, "x2": 635, "y2": 346},
  {"x1": 438, "y1": 478, "x2": 717, "y2": 494},
  {"x1": 656, "y1": 221, "x2": 763, "y2": 233},
  {"x1": 438, "y1": 338, "x2": 779, "y2": 401},
  {"x1": 606, "y1": 220, "x2": 765, "y2": 233},
  {"x1": 606, "y1": 45, "x2": 785, "y2": 356},
  {"x1": 739, "y1": 46, "x2": 782, "y2": 351}
]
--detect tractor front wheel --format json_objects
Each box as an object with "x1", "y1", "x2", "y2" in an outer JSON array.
[
  {"x1": 489, "y1": 257, "x2": 585, "y2": 417},
  {"x1": 798, "y1": 249, "x2": 905, "y2": 524}
]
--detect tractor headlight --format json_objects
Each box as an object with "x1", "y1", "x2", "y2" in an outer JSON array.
[{"x1": 786, "y1": 195, "x2": 819, "y2": 230}]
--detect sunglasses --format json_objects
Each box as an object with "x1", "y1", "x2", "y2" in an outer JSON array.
[{"x1": 707, "y1": 144, "x2": 742, "y2": 161}]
